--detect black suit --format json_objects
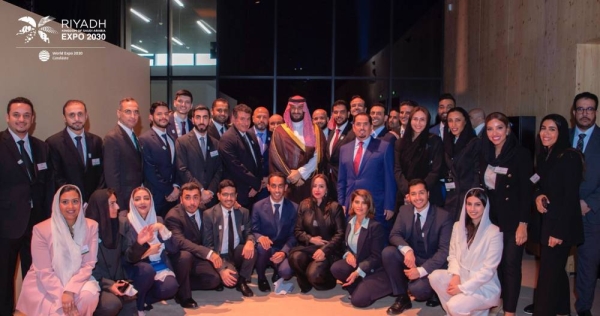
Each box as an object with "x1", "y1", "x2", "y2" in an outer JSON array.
[
  {"x1": 165, "y1": 204, "x2": 221, "y2": 300},
  {"x1": 103, "y1": 125, "x2": 143, "y2": 208},
  {"x1": 326, "y1": 123, "x2": 355, "y2": 200},
  {"x1": 0, "y1": 130, "x2": 53, "y2": 315},
  {"x1": 247, "y1": 127, "x2": 271, "y2": 200},
  {"x1": 207, "y1": 120, "x2": 225, "y2": 141},
  {"x1": 167, "y1": 113, "x2": 193, "y2": 141},
  {"x1": 139, "y1": 128, "x2": 178, "y2": 217},
  {"x1": 175, "y1": 130, "x2": 222, "y2": 207},
  {"x1": 46, "y1": 128, "x2": 104, "y2": 202},
  {"x1": 218, "y1": 126, "x2": 263, "y2": 208}
]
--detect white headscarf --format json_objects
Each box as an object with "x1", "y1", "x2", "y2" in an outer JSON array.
[
  {"x1": 126, "y1": 187, "x2": 164, "y2": 262},
  {"x1": 456, "y1": 188, "x2": 494, "y2": 259},
  {"x1": 51, "y1": 185, "x2": 88, "y2": 287}
]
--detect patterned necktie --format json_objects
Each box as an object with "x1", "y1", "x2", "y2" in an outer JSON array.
[
  {"x1": 75, "y1": 136, "x2": 85, "y2": 166},
  {"x1": 353, "y1": 141, "x2": 363, "y2": 174},
  {"x1": 200, "y1": 136, "x2": 207, "y2": 159},
  {"x1": 17, "y1": 140, "x2": 34, "y2": 180},
  {"x1": 189, "y1": 214, "x2": 199, "y2": 230},
  {"x1": 228, "y1": 210, "x2": 235, "y2": 255},
  {"x1": 576, "y1": 133, "x2": 586, "y2": 152},
  {"x1": 162, "y1": 134, "x2": 172, "y2": 161},
  {"x1": 131, "y1": 132, "x2": 140, "y2": 151}
]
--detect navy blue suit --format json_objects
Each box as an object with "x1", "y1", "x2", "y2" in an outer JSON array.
[
  {"x1": 251, "y1": 197, "x2": 298, "y2": 280},
  {"x1": 574, "y1": 125, "x2": 600, "y2": 313},
  {"x1": 167, "y1": 113, "x2": 193, "y2": 141},
  {"x1": 139, "y1": 128, "x2": 178, "y2": 217},
  {"x1": 337, "y1": 137, "x2": 396, "y2": 228}
]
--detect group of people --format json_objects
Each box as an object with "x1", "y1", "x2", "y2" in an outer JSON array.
[{"x1": 0, "y1": 89, "x2": 598, "y2": 316}]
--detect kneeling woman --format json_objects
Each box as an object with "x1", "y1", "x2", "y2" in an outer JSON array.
[
  {"x1": 429, "y1": 188, "x2": 503, "y2": 315},
  {"x1": 330, "y1": 189, "x2": 391, "y2": 307},
  {"x1": 17, "y1": 185, "x2": 100, "y2": 315},
  {"x1": 123, "y1": 187, "x2": 179, "y2": 313}
]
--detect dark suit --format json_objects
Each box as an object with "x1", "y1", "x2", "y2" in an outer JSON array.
[
  {"x1": 103, "y1": 125, "x2": 143, "y2": 209},
  {"x1": 573, "y1": 126, "x2": 600, "y2": 313},
  {"x1": 165, "y1": 204, "x2": 221, "y2": 300},
  {"x1": 429, "y1": 123, "x2": 445, "y2": 139},
  {"x1": 45, "y1": 128, "x2": 104, "y2": 202},
  {"x1": 382, "y1": 204, "x2": 452, "y2": 300},
  {"x1": 167, "y1": 113, "x2": 193, "y2": 141},
  {"x1": 139, "y1": 128, "x2": 178, "y2": 217},
  {"x1": 203, "y1": 204, "x2": 257, "y2": 280},
  {"x1": 326, "y1": 122, "x2": 355, "y2": 201},
  {"x1": 251, "y1": 197, "x2": 298, "y2": 280},
  {"x1": 218, "y1": 126, "x2": 263, "y2": 208},
  {"x1": 176, "y1": 130, "x2": 222, "y2": 196},
  {"x1": 207, "y1": 120, "x2": 226, "y2": 141},
  {"x1": 0, "y1": 130, "x2": 53, "y2": 315},
  {"x1": 331, "y1": 219, "x2": 391, "y2": 307},
  {"x1": 337, "y1": 138, "x2": 396, "y2": 229},
  {"x1": 373, "y1": 126, "x2": 397, "y2": 144},
  {"x1": 248, "y1": 127, "x2": 271, "y2": 201},
  {"x1": 443, "y1": 137, "x2": 481, "y2": 219}
]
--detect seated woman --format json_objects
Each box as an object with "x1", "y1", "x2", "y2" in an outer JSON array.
[
  {"x1": 85, "y1": 189, "x2": 136, "y2": 316},
  {"x1": 17, "y1": 185, "x2": 100, "y2": 316},
  {"x1": 429, "y1": 188, "x2": 503, "y2": 315},
  {"x1": 289, "y1": 174, "x2": 346, "y2": 293},
  {"x1": 330, "y1": 189, "x2": 391, "y2": 307},
  {"x1": 122, "y1": 187, "x2": 179, "y2": 315}
]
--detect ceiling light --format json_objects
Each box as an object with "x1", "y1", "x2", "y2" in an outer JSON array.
[
  {"x1": 130, "y1": 8, "x2": 151, "y2": 22},
  {"x1": 174, "y1": 0, "x2": 184, "y2": 7},
  {"x1": 172, "y1": 37, "x2": 184, "y2": 45},
  {"x1": 131, "y1": 44, "x2": 148, "y2": 53},
  {"x1": 196, "y1": 20, "x2": 211, "y2": 34}
]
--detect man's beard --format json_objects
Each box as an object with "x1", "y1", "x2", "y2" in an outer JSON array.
[{"x1": 291, "y1": 112, "x2": 304, "y2": 123}]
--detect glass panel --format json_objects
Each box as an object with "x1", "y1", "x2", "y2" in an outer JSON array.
[
  {"x1": 391, "y1": 79, "x2": 442, "y2": 124},
  {"x1": 172, "y1": 80, "x2": 217, "y2": 108},
  {"x1": 334, "y1": 79, "x2": 390, "y2": 108},
  {"x1": 219, "y1": 0, "x2": 275, "y2": 76},
  {"x1": 219, "y1": 79, "x2": 274, "y2": 110},
  {"x1": 276, "y1": 80, "x2": 331, "y2": 115},
  {"x1": 128, "y1": 0, "x2": 168, "y2": 76},
  {"x1": 150, "y1": 80, "x2": 168, "y2": 104},
  {"x1": 276, "y1": 0, "x2": 333, "y2": 76},
  {"x1": 335, "y1": 0, "x2": 391, "y2": 77}
]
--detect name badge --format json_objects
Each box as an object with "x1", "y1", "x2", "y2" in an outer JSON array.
[
  {"x1": 494, "y1": 166, "x2": 508, "y2": 174},
  {"x1": 81, "y1": 245, "x2": 90, "y2": 254},
  {"x1": 530, "y1": 173, "x2": 540, "y2": 184},
  {"x1": 88, "y1": 153, "x2": 92, "y2": 158},
  {"x1": 92, "y1": 158, "x2": 101, "y2": 166},
  {"x1": 445, "y1": 182, "x2": 456, "y2": 190},
  {"x1": 162, "y1": 146, "x2": 167, "y2": 150},
  {"x1": 37, "y1": 162, "x2": 48, "y2": 171},
  {"x1": 241, "y1": 225, "x2": 244, "y2": 230},
  {"x1": 312, "y1": 220, "x2": 318, "y2": 227},
  {"x1": 218, "y1": 225, "x2": 222, "y2": 230},
  {"x1": 17, "y1": 159, "x2": 23, "y2": 165},
  {"x1": 210, "y1": 150, "x2": 219, "y2": 157}
]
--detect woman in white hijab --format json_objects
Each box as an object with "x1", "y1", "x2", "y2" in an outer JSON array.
[
  {"x1": 16, "y1": 184, "x2": 100, "y2": 316},
  {"x1": 428, "y1": 188, "x2": 503, "y2": 315},
  {"x1": 122, "y1": 186, "x2": 178, "y2": 315}
]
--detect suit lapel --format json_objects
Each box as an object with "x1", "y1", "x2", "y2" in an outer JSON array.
[
  {"x1": 183, "y1": 207, "x2": 201, "y2": 236},
  {"x1": 357, "y1": 140, "x2": 375, "y2": 175},
  {"x1": 151, "y1": 129, "x2": 172, "y2": 164},
  {"x1": 421, "y1": 206, "x2": 435, "y2": 253},
  {"x1": 215, "y1": 205, "x2": 224, "y2": 249},
  {"x1": 356, "y1": 224, "x2": 368, "y2": 258},
  {"x1": 186, "y1": 132, "x2": 205, "y2": 163},
  {"x1": 585, "y1": 125, "x2": 600, "y2": 155},
  {"x1": 2, "y1": 131, "x2": 30, "y2": 180},
  {"x1": 62, "y1": 129, "x2": 85, "y2": 170},
  {"x1": 117, "y1": 125, "x2": 139, "y2": 154},
  {"x1": 235, "y1": 208, "x2": 243, "y2": 240}
]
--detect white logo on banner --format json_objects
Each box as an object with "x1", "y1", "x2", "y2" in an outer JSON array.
[
  {"x1": 38, "y1": 50, "x2": 50, "y2": 62},
  {"x1": 16, "y1": 16, "x2": 58, "y2": 44}
]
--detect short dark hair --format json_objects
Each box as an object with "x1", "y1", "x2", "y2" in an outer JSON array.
[
  {"x1": 232, "y1": 104, "x2": 252, "y2": 118},
  {"x1": 212, "y1": 98, "x2": 229, "y2": 108},
  {"x1": 408, "y1": 178, "x2": 428, "y2": 192},
  {"x1": 370, "y1": 103, "x2": 386, "y2": 112},
  {"x1": 181, "y1": 182, "x2": 201, "y2": 195},
  {"x1": 439, "y1": 93, "x2": 456, "y2": 104},
  {"x1": 572, "y1": 92, "x2": 598, "y2": 111},
  {"x1": 192, "y1": 104, "x2": 211, "y2": 118},
  {"x1": 350, "y1": 95, "x2": 364, "y2": 102},
  {"x1": 268, "y1": 172, "x2": 287, "y2": 184},
  {"x1": 150, "y1": 101, "x2": 169, "y2": 115},
  {"x1": 332, "y1": 99, "x2": 348, "y2": 111},
  {"x1": 400, "y1": 100, "x2": 418, "y2": 108},
  {"x1": 62, "y1": 100, "x2": 87, "y2": 116},
  {"x1": 389, "y1": 108, "x2": 399, "y2": 115},
  {"x1": 354, "y1": 112, "x2": 372, "y2": 124},
  {"x1": 218, "y1": 179, "x2": 237, "y2": 193},
  {"x1": 7, "y1": 97, "x2": 33, "y2": 114},
  {"x1": 175, "y1": 89, "x2": 193, "y2": 103}
]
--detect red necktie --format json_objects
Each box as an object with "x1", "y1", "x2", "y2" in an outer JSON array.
[
  {"x1": 331, "y1": 129, "x2": 341, "y2": 151},
  {"x1": 353, "y1": 141, "x2": 363, "y2": 174}
]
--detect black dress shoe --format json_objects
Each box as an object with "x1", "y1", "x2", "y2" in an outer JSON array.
[
  {"x1": 523, "y1": 303, "x2": 534, "y2": 315},
  {"x1": 577, "y1": 310, "x2": 592, "y2": 316},
  {"x1": 215, "y1": 284, "x2": 224, "y2": 291},
  {"x1": 387, "y1": 295, "x2": 412, "y2": 315},
  {"x1": 426, "y1": 294, "x2": 440, "y2": 307},
  {"x1": 236, "y1": 280, "x2": 255, "y2": 297},
  {"x1": 178, "y1": 298, "x2": 198, "y2": 309},
  {"x1": 271, "y1": 272, "x2": 280, "y2": 283},
  {"x1": 258, "y1": 279, "x2": 271, "y2": 292}
]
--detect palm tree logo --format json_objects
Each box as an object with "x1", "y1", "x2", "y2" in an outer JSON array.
[{"x1": 16, "y1": 16, "x2": 58, "y2": 44}]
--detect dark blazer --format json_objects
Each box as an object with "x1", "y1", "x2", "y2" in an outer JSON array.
[
  {"x1": 338, "y1": 138, "x2": 396, "y2": 220},
  {"x1": 92, "y1": 216, "x2": 128, "y2": 290},
  {"x1": 251, "y1": 197, "x2": 298, "y2": 254},
  {"x1": 165, "y1": 204, "x2": 212, "y2": 259},
  {"x1": 175, "y1": 131, "x2": 222, "y2": 196},
  {"x1": 389, "y1": 204, "x2": 453, "y2": 273},
  {"x1": 121, "y1": 212, "x2": 176, "y2": 268},
  {"x1": 207, "y1": 120, "x2": 225, "y2": 141},
  {"x1": 218, "y1": 126, "x2": 263, "y2": 207},
  {"x1": 443, "y1": 137, "x2": 481, "y2": 218},
  {"x1": 294, "y1": 198, "x2": 346, "y2": 257},
  {"x1": 479, "y1": 145, "x2": 533, "y2": 232},
  {"x1": 0, "y1": 130, "x2": 53, "y2": 239},
  {"x1": 572, "y1": 125, "x2": 600, "y2": 224},
  {"x1": 202, "y1": 204, "x2": 255, "y2": 253},
  {"x1": 326, "y1": 123, "x2": 355, "y2": 182},
  {"x1": 374, "y1": 126, "x2": 397, "y2": 144},
  {"x1": 45, "y1": 128, "x2": 104, "y2": 202},
  {"x1": 247, "y1": 127, "x2": 271, "y2": 178},
  {"x1": 139, "y1": 128, "x2": 178, "y2": 214},
  {"x1": 429, "y1": 123, "x2": 445, "y2": 139},
  {"x1": 344, "y1": 218, "x2": 385, "y2": 276},
  {"x1": 167, "y1": 113, "x2": 193, "y2": 141},
  {"x1": 103, "y1": 125, "x2": 143, "y2": 208}
]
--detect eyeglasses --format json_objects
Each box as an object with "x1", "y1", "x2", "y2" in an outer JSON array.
[{"x1": 575, "y1": 107, "x2": 596, "y2": 114}]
